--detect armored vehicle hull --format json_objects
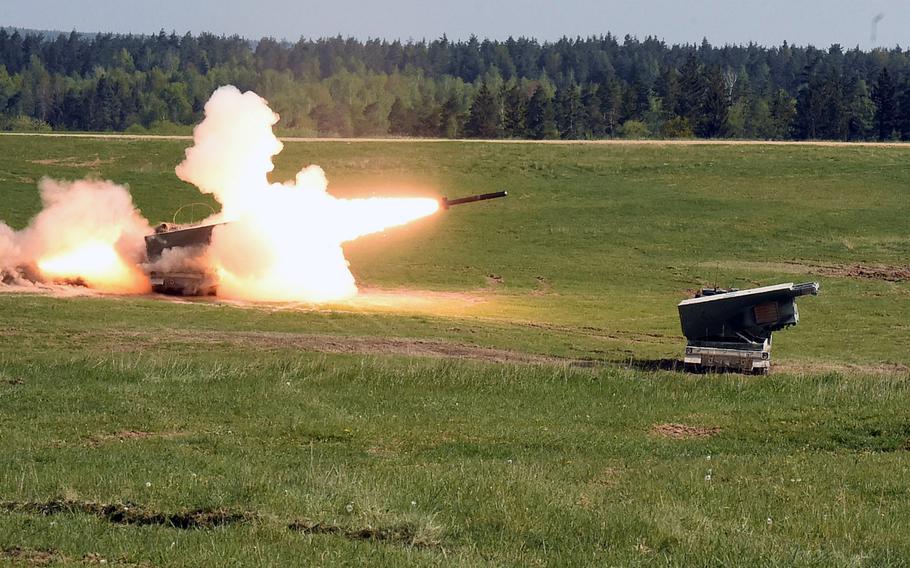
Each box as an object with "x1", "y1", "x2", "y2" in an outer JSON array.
[
  {"x1": 144, "y1": 222, "x2": 221, "y2": 296},
  {"x1": 678, "y1": 282, "x2": 819, "y2": 374}
]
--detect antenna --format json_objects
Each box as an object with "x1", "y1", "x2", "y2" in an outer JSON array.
[{"x1": 172, "y1": 202, "x2": 216, "y2": 226}]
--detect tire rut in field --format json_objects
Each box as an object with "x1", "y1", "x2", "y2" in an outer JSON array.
[
  {"x1": 3, "y1": 499, "x2": 442, "y2": 549},
  {"x1": 289, "y1": 519, "x2": 439, "y2": 548},
  {"x1": 1, "y1": 499, "x2": 251, "y2": 529}
]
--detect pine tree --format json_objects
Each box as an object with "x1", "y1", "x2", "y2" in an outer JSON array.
[
  {"x1": 697, "y1": 66, "x2": 729, "y2": 138},
  {"x1": 581, "y1": 84, "x2": 604, "y2": 138},
  {"x1": 677, "y1": 55, "x2": 703, "y2": 122},
  {"x1": 847, "y1": 79, "x2": 875, "y2": 141},
  {"x1": 795, "y1": 74, "x2": 826, "y2": 139},
  {"x1": 554, "y1": 83, "x2": 583, "y2": 139},
  {"x1": 92, "y1": 76, "x2": 121, "y2": 131},
  {"x1": 655, "y1": 66, "x2": 680, "y2": 120},
  {"x1": 458, "y1": 35, "x2": 484, "y2": 82},
  {"x1": 465, "y1": 82, "x2": 500, "y2": 138},
  {"x1": 501, "y1": 82, "x2": 527, "y2": 138},
  {"x1": 818, "y1": 72, "x2": 849, "y2": 140},
  {"x1": 768, "y1": 89, "x2": 797, "y2": 139},
  {"x1": 526, "y1": 85, "x2": 557, "y2": 140},
  {"x1": 896, "y1": 80, "x2": 910, "y2": 140},
  {"x1": 872, "y1": 67, "x2": 897, "y2": 140},
  {"x1": 600, "y1": 79, "x2": 624, "y2": 137},
  {"x1": 0, "y1": 65, "x2": 14, "y2": 112}
]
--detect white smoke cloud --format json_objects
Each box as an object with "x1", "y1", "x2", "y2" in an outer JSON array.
[
  {"x1": 175, "y1": 86, "x2": 283, "y2": 216},
  {"x1": 174, "y1": 85, "x2": 438, "y2": 302},
  {"x1": 0, "y1": 178, "x2": 151, "y2": 293},
  {"x1": 0, "y1": 223, "x2": 23, "y2": 267}
]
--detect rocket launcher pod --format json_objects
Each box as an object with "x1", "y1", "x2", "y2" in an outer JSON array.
[{"x1": 677, "y1": 282, "x2": 819, "y2": 374}]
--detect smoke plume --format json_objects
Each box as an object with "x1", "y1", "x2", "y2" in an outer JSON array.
[
  {"x1": 175, "y1": 86, "x2": 439, "y2": 302},
  {"x1": 0, "y1": 178, "x2": 151, "y2": 293}
]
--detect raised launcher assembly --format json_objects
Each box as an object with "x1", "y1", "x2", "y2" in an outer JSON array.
[
  {"x1": 143, "y1": 191, "x2": 508, "y2": 296},
  {"x1": 677, "y1": 282, "x2": 819, "y2": 374}
]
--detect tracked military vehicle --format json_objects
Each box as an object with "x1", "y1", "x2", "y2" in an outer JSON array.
[
  {"x1": 678, "y1": 282, "x2": 820, "y2": 374},
  {"x1": 143, "y1": 191, "x2": 507, "y2": 296},
  {"x1": 144, "y1": 222, "x2": 223, "y2": 296}
]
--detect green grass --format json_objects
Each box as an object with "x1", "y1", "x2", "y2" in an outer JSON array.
[{"x1": 1, "y1": 137, "x2": 909, "y2": 566}]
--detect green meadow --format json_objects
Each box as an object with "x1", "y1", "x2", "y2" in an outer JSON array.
[{"x1": 1, "y1": 136, "x2": 908, "y2": 566}]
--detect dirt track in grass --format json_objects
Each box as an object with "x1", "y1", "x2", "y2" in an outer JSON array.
[
  {"x1": 88, "y1": 328, "x2": 908, "y2": 377},
  {"x1": 4, "y1": 131, "x2": 910, "y2": 147},
  {"x1": 119, "y1": 328, "x2": 594, "y2": 367}
]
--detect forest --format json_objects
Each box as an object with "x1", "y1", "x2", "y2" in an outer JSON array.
[{"x1": 1, "y1": 28, "x2": 910, "y2": 140}]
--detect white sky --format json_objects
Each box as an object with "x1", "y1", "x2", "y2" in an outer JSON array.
[{"x1": 1, "y1": 0, "x2": 907, "y2": 49}]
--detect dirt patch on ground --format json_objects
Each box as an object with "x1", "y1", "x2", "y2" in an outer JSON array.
[
  {"x1": 775, "y1": 360, "x2": 910, "y2": 376},
  {"x1": 30, "y1": 156, "x2": 115, "y2": 168},
  {"x1": 590, "y1": 466, "x2": 622, "y2": 487},
  {"x1": 1, "y1": 547, "x2": 57, "y2": 566},
  {"x1": 1, "y1": 546, "x2": 146, "y2": 567},
  {"x1": 699, "y1": 260, "x2": 910, "y2": 282},
  {"x1": 366, "y1": 438, "x2": 404, "y2": 458},
  {"x1": 289, "y1": 519, "x2": 438, "y2": 548},
  {"x1": 531, "y1": 276, "x2": 552, "y2": 295},
  {"x1": 485, "y1": 274, "x2": 503, "y2": 288},
  {"x1": 85, "y1": 430, "x2": 188, "y2": 447},
  {"x1": 651, "y1": 423, "x2": 721, "y2": 440},
  {"x1": 1, "y1": 499, "x2": 250, "y2": 529},
  {"x1": 814, "y1": 263, "x2": 910, "y2": 282}
]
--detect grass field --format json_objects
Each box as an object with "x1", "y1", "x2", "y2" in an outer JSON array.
[{"x1": 1, "y1": 136, "x2": 909, "y2": 566}]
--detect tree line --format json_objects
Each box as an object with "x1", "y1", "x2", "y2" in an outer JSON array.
[{"x1": 2, "y1": 28, "x2": 910, "y2": 140}]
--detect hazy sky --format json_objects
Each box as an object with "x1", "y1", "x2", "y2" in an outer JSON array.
[{"x1": 1, "y1": 0, "x2": 907, "y2": 48}]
